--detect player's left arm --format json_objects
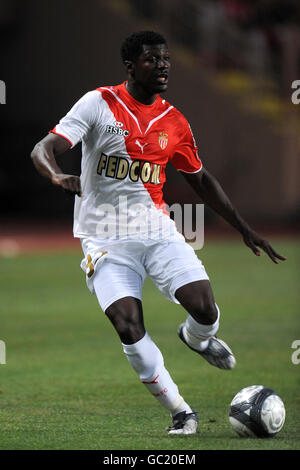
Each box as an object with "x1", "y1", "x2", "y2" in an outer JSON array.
[{"x1": 182, "y1": 167, "x2": 286, "y2": 264}]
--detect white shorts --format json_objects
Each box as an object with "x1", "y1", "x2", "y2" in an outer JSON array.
[{"x1": 80, "y1": 237, "x2": 209, "y2": 312}]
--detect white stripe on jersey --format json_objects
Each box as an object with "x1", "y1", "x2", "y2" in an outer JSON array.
[
  {"x1": 144, "y1": 106, "x2": 174, "y2": 134},
  {"x1": 100, "y1": 87, "x2": 142, "y2": 133}
]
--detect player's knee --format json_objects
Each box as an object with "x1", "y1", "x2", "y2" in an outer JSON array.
[
  {"x1": 188, "y1": 300, "x2": 218, "y2": 325},
  {"x1": 123, "y1": 321, "x2": 145, "y2": 344},
  {"x1": 105, "y1": 302, "x2": 145, "y2": 344}
]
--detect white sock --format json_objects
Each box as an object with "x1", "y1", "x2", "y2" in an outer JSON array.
[
  {"x1": 183, "y1": 304, "x2": 220, "y2": 351},
  {"x1": 122, "y1": 332, "x2": 192, "y2": 416}
]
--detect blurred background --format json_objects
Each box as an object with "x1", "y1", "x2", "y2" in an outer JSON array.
[{"x1": 0, "y1": 0, "x2": 300, "y2": 251}]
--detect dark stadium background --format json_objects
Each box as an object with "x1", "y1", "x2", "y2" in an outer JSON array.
[{"x1": 0, "y1": 0, "x2": 299, "y2": 240}]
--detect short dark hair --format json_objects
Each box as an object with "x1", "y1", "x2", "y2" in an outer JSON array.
[{"x1": 121, "y1": 31, "x2": 167, "y2": 63}]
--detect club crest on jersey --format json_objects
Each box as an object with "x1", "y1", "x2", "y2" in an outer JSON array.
[
  {"x1": 105, "y1": 123, "x2": 129, "y2": 137},
  {"x1": 158, "y1": 131, "x2": 168, "y2": 150}
]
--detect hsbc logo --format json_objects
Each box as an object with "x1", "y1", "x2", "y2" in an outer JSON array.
[{"x1": 105, "y1": 124, "x2": 129, "y2": 137}]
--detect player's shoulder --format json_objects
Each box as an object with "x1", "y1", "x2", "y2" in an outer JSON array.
[
  {"x1": 68, "y1": 89, "x2": 104, "y2": 115},
  {"x1": 161, "y1": 97, "x2": 187, "y2": 119},
  {"x1": 95, "y1": 83, "x2": 122, "y2": 98},
  {"x1": 77, "y1": 88, "x2": 104, "y2": 106},
  {"x1": 162, "y1": 98, "x2": 191, "y2": 128}
]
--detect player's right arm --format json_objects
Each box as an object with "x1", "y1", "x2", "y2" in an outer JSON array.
[
  {"x1": 31, "y1": 90, "x2": 102, "y2": 196},
  {"x1": 31, "y1": 133, "x2": 82, "y2": 196}
]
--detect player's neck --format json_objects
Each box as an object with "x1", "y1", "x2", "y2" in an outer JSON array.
[{"x1": 125, "y1": 81, "x2": 157, "y2": 106}]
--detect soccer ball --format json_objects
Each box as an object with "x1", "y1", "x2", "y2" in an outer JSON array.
[{"x1": 229, "y1": 385, "x2": 286, "y2": 438}]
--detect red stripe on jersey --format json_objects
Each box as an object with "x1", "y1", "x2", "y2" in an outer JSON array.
[{"x1": 49, "y1": 127, "x2": 73, "y2": 147}]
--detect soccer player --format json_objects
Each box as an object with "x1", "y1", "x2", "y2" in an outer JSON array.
[{"x1": 31, "y1": 31, "x2": 286, "y2": 435}]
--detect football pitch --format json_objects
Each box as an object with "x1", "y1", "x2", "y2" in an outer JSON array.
[{"x1": 0, "y1": 238, "x2": 299, "y2": 450}]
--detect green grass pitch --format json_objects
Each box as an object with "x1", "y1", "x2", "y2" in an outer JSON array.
[{"x1": 0, "y1": 238, "x2": 299, "y2": 450}]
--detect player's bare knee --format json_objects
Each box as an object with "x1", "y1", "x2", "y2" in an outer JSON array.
[
  {"x1": 116, "y1": 319, "x2": 145, "y2": 344},
  {"x1": 105, "y1": 302, "x2": 145, "y2": 344},
  {"x1": 125, "y1": 324, "x2": 145, "y2": 344}
]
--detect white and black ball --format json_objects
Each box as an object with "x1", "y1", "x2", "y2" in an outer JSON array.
[{"x1": 229, "y1": 385, "x2": 286, "y2": 438}]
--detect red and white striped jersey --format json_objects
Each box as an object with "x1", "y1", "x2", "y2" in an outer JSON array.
[{"x1": 51, "y1": 82, "x2": 202, "y2": 240}]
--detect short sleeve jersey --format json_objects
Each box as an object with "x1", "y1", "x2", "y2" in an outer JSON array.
[{"x1": 51, "y1": 82, "x2": 202, "y2": 240}]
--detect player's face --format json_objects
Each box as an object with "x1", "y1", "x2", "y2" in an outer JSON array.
[{"x1": 133, "y1": 44, "x2": 170, "y2": 95}]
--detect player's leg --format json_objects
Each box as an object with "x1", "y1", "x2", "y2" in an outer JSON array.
[
  {"x1": 105, "y1": 297, "x2": 197, "y2": 434},
  {"x1": 93, "y1": 266, "x2": 197, "y2": 434},
  {"x1": 175, "y1": 280, "x2": 235, "y2": 370},
  {"x1": 144, "y1": 239, "x2": 235, "y2": 370}
]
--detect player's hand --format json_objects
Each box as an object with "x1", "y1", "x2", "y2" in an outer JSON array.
[
  {"x1": 242, "y1": 228, "x2": 286, "y2": 264},
  {"x1": 51, "y1": 173, "x2": 82, "y2": 197}
]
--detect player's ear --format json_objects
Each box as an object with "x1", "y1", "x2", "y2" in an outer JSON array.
[{"x1": 124, "y1": 60, "x2": 135, "y2": 76}]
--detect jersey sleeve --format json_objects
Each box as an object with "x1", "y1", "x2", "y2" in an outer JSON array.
[
  {"x1": 170, "y1": 118, "x2": 202, "y2": 173},
  {"x1": 50, "y1": 90, "x2": 101, "y2": 148}
]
